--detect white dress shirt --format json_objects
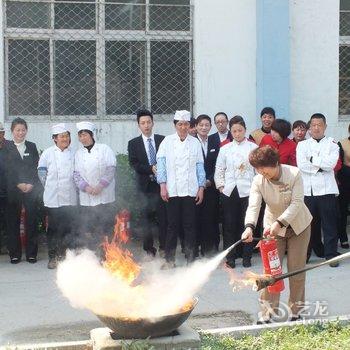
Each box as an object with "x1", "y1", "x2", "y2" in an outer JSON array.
[
  {"x1": 215, "y1": 138, "x2": 258, "y2": 198},
  {"x1": 198, "y1": 136, "x2": 208, "y2": 158},
  {"x1": 296, "y1": 136, "x2": 339, "y2": 196},
  {"x1": 218, "y1": 131, "x2": 229, "y2": 142}
]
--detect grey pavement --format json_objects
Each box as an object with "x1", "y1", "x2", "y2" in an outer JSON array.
[{"x1": 0, "y1": 241, "x2": 349, "y2": 346}]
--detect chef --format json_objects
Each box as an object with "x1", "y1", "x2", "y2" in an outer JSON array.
[
  {"x1": 38, "y1": 123, "x2": 77, "y2": 269},
  {"x1": 74, "y1": 121, "x2": 116, "y2": 253},
  {"x1": 157, "y1": 110, "x2": 205, "y2": 267}
]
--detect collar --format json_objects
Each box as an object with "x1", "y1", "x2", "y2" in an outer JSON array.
[
  {"x1": 55, "y1": 145, "x2": 70, "y2": 152},
  {"x1": 232, "y1": 137, "x2": 247, "y2": 146},
  {"x1": 14, "y1": 140, "x2": 25, "y2": 147},
  {"x1": 175, "y1": 133, "x2": 189, "y2": 142},
  {"x1": 142, "y1": 133, "x2": 154, "y2": 143},
  {"x1": 312, "y1": 136, "x2": 325, "y2": 143},
  {"x1": 198, "y1": 135, "x2": 208, "y2": 144},
  {"x1": 261, "y1": 127, "x2": 271, "y2": 134},
  {"x1": 219, "y1": 130, "x2": 228, "y2": 138},
  {"x1": 84, "y1": 141, "x2": 95, "y2": 153}
]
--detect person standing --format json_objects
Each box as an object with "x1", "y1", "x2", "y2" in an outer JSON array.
[
  {"x1": 337, "y1": 123, "x2": 350, "y2": 249},
  {"x1": 215, "y1": 116, "x2": 258, "y2": 268},
  {"x1": 249, "y1": 107, "x2": 276, "y2": 145},
  {"x1": 242, "y1": 146, "x2": 312, "y2": 323},
  {"x1": 260, "y1": 119, "x2": 297, "y2": 166},
  {"x1": 157, "y1": 110, "x2": 205, "y2": 267},
  {"x1": 74, "y1": 121, "x2": 116, "y2": 253},
  {"x1": 38, "y1": 124, "x2": 77, "y2": 269},
  {"x1": 5, "y1": 118, "x2": 41, "y2": 264},
  {"x1": 128, "y1": 109, "x2": 167, "y2": 257},
  {"x1": 195, "y1": 114, "x2": 220, "y2": 256},
  {"x1": 296, "y1": 113, "x2": 340, "y2": 266}
]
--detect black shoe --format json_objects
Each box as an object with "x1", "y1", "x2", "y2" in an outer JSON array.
[
  {"x1": 10, "y1": 257, "x2": 21, "y2": 264},
  {"x1": 146, "y1": 247, "x2": 157, "y2": 257},
  {"x1": 243, "y1": 258, "x2": 252, "y2": 268},
  {"x1": 341, "y1": 242, "x2": 350, "y2": 249},
  {"x1": 256, "y1": 318, "x2": 271, "y2": 325},
  {"x1": 26, "y1": 257, "x2": 37, "y2": 264},
  {"x1": 225, "y1": 260, "x2": 235, "y2": 269},
  {"x1": 290, "y1": 315, "x2": 302, "y2": 322}
]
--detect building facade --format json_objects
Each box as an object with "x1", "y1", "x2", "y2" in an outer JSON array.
[{"x1": 0, "y1": 0, "x2": 349, "y2": 153}]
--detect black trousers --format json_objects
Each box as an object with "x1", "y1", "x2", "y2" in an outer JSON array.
[
  {"x1": 165, "y1": 196, "x2": 196, "y2": 262},
  {"x1": 6, "y1": 192, "x2": 38, "y2": 260},
  {"x1": 0, "y1": 196, "x2": 6, "y2": 252},
  {"x1": 221, "y1": 188, "x2": 253, "y2": 261},
  {"x1": 141, "y1": 186, "x2": 167, "y2": 253},
  {"x1": 47, "y1": 206, "x2": 77, "y2": 259},
  {"x1": 305, "y1": 194, "x2": 338, "y2": 259},
  {"x1": 78, "y1": 202, "x2": 116, "y2": 253},
  {"x1": 196, "y1": 186, "x2": 219, "y2": 256}
]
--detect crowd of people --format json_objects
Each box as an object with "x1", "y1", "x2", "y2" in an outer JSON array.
[{"x1": 0, "y1": 107, "x2": 349, "y2": 322}]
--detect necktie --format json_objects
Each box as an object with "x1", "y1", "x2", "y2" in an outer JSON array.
[{"x1": 147, "y1": 138, "x2": 157, "y2": 166}]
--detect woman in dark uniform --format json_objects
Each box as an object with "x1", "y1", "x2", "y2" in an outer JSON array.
[{"x1": 5, "y1": 118, "x2": 41, "y2": 264}]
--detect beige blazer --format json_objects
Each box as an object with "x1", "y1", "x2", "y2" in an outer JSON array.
[{"x1": 245, "y1": 164, "x2": 312, "y2": 236}]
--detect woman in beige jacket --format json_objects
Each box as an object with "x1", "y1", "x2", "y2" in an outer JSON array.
[{"x1": 242, "y1": 146, "x2": 312, "y2": 323}]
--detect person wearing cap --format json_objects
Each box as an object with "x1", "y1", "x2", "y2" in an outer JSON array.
[
  {"x1": 128, "y1": 109, "x2": 167, "y2": 257},
  {"x1": 0, "y1": 122, "x2": 9, "y2": 253},
  {"x1": 156, "y1": 110, "x2": 205, "y2": 267},
  {"x1": 5, "y1": 118, "x2": 41, "y2": 264},
  {"x1": 249, "y1": 107, "x2": 276, "y2": 145},
  {"x1": 38, "y1": 124, "x2": 77, "y2": 269},
  {"x1": 74, "y1": 121, "x2": 116, "y2": 253}
]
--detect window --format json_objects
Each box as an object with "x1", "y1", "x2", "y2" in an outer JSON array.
[
  {"x1": 340, "y1": 0, "x2": 350, "y2": 117},
  {"x1": 4, "y1": 0, "x2": 193, "y2": 120}
]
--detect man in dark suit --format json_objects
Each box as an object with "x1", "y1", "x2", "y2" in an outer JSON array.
[
  {"x1": 128, "y1": 109, "x2": 167, "y2": 256},
  {"x1": 195, "y1": 115, "x2": 220, "y2": 255},
  {"x1": 207, "y1": 112, "x2": 232, "y2": 250},
  {"x1": 208, "y1": 112, "x2": 232, "y2": 148}
]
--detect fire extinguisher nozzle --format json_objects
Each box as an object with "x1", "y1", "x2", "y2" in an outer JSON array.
[{"x1": 254, "y1": 276, "x2": 277, "y2": 292}]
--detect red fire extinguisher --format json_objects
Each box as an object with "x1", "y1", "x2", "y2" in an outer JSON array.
[
  {"x1": 116, "y1": 209, "x2": 131, "y2": 243},
  {"x1": 259, "y1": 238, "x2": 285, "y2": 293},
  {"x1": 20, "y1": 206, "x2": 27, "y2": 248}
]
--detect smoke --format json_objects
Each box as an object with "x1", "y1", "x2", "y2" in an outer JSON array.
[{"x1": 56, "y1": 249, "x2": 228, "y2": 320}]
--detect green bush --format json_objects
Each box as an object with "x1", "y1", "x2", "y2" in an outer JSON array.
[
  {"x1": 116, "y1": 153, "x2": 145, "y2": 233},
  {"x1": 201, "y1": 321, "x2": 350, "y2": 350}
]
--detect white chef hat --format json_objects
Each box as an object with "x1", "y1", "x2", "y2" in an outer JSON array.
[
  {"x1": 51, "y1": 123, "x2": 69, "y2": 135},
  {"x1": 76, "y1": 121, "x2": 95, "y2": 133},
  {"x1": 174, "y1": 110, "x2": 191, "y2": 122}
]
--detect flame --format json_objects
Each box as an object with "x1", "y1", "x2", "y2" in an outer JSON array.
[
  {"x1": 102, "y1": 213, "x2": 141, "y2": 285},
  {"x1": 227, "y1": 269, "x2": 269, "y2": 292}
]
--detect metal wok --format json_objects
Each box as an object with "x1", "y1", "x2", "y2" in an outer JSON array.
[{"x1": 96, "y1": 297, "x2": 198, "y2": 339}]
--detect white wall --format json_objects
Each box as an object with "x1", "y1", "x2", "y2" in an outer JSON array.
[
  {"x1": 193, "y1": 0, "x2": 257, "y2": 131},
  {"x1": 290, "y1": 0, "x2": 349, "y2": 140}
]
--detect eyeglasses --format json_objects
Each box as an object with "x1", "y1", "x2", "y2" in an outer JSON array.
[{"x1": 215, "y1": 120, "x2": 227, "y2": 125}]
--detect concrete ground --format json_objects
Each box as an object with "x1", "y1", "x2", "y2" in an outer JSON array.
[{"x1": 0, "y1": 239, "x2": 349, "y2": 346}]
